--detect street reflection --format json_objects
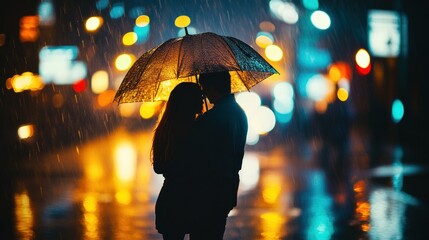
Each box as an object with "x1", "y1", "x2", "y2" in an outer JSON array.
[
  {"x1": 14, "y1": 190, "x2": 34, "y2": 240},
  {"x1": 82, "y1": 193, "x2": 99, "y2": 240},
  {"x1": 353, "y1": 180, "x2": 371, "y2": 233},
  {"x1": 6, "y1": 127, "x2": 429, "y2": 239},
  {"x1": 369, "y1": 189, "x2": 406, "y2": 239},
  {"x1": 304, "y1": 171, "x2": 334, "y2": 240}
]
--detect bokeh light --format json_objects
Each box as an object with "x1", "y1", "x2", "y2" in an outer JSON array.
[
  {"x1": 175, "y1": 15, "x2": 191, "y2": 28},
  {"x1": 85, "y1": 16, "x2": 103, "y2": 32},
  {"x1": 115, "y1": 54, "x2": 134, "y2": 71},
  {"x1": 265, "y1": 44, "x2": 283, "y2": 62}
]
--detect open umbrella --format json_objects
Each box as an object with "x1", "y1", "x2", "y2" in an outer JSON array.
[{"x1": 113, "y1": 31, "x2": 279, "y2": 104}]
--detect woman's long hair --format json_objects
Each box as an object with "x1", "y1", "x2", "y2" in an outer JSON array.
[{"x1": 151, "y1": 82, "x2": 202, "y2": 167}]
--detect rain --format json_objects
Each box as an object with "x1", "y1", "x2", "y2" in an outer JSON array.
[{"x1": 1, "y1": 0, "x2": 429, "y2": 239}]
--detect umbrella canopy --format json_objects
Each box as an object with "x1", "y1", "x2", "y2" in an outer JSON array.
[{"x1": 114, "y1": 31, "x2": 279, "y2": 104}]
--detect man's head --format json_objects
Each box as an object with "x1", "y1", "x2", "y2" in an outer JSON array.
[{"x1": 199, "y1": 71, "x2": 231, "y2": 104}]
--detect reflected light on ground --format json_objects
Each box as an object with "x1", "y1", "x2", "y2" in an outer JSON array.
[
  {"x1": 262, "y1": 173, "x2": 282, "y2": 204},
  {"x1": 260, "y1": 212, "x2": 285, "y2": 240},
  {"x1": 83, "y1": 211, "x2": 99, "y2": 239},
  {"x1": 115, "y1": 190, "x2": 132, "y2": 205},
  {"x1": 114, "y1": 141, "x2": 137, "y2": 183},
  {"x1": 354, "y1": 180, "x2": 371, "y2": 232},
  {"x1": 82, "y1": 194, "x2": 99, "y2": 239},
  {"x1": 369, "y1": 189, "x2": 406, "y2": 239},
  {"x1": 14, "y1": 191, "x2": 34, "y2": 240},
  {"x1": 305, "y1": 171, "x2": 334, "y2": 240}
]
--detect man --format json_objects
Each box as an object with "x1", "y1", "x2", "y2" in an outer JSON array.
[{"x1": 191, "y1": 71, "x2": 248, "y2": 240}]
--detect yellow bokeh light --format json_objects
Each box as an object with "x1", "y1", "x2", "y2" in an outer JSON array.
[
  {"x1": 14, "y1": 191, "x2": 34, "y2": 239},
  {"x1": 9, "y1": 72, "x2": 44, "y2": 93},
  {"x1": 136, "y1": 15, "x2": 150, "y2": 27},
  {"x1": 175, "y1": 15, "x2": 191, "y2": 28},
  {"x1": 139, "y1": 102, "x2": 157, "y2": 119},
  {"x1": 355, "y1": 48, "x2": 370, "y2": 68},
  {"x1": 85, "y1": 16, "x2": 103, "y2": 32},
  {"x1": 256, "y1": 35, "x2": 273, "y2": 48},
  {"x1": 114, "y1": 141, "x2": 137, "y2": 183},
  {"x1": 337, "y1": 87, "x2": 349, "y2": 102},
  {"x1": 328, "y1": 62, "x2": 352, "y2": 82},
  {"x1": 328, "y1": 65, "x2": 342, "y2": 82},
  {"x1": 86, "y1": 162, "x2": 104, "y2": 180},
  {"x1": 115, "y1": 190, "x2": 132, "y2": 205},
  {"x1": 115, "y1": 54, "x2": 134, "y2": 71},
  {"x1": 265, "y1": 44, "x2": 283, "y2": 62},
  {"x1": 122, "y1": 32, "x2": 138, "y2": 46},
  {"x1": 91, "y1": 70, "x2": 109, "y2": 94},
  {"x1": 18, "y1": 124, "x2": 34, "y2": 139},
  {"x1": 97, "y1": 90, "x2": 115, "y2": 107},
  {"x1": 83, "y1": 195, "x2": 97, "y2": 212},
  {"x1": 260, "y1": 212, "x2": 285, "y2": 240}
]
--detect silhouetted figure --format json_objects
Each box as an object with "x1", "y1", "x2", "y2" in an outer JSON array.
[
  {"x1": 318, "y1": 85, "x2": 353, "y2": 200},
  {"x1": 317, "y1": 85, "x2": 355, "y2": 233},
  {"x1": 190, "y1": 71, "x2": 248, "y2": 240},
  {"x1": 151, "y1": 82, "x2": 203, "y2": 240}
]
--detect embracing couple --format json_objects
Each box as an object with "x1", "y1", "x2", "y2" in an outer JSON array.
[{"x1": 151, "y1": 71, "x2": 248, "y2": 240}]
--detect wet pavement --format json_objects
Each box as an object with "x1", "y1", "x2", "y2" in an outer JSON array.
[{"x1": 3, "y1": 126, "x2": 429, "y2": 240}]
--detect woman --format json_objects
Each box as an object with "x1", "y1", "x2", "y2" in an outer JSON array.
[{"x1": 151, "y1": 82, "x2": 203, "y2": 240}]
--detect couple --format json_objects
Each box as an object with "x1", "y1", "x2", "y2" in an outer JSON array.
[{"x1": 151, "y1": 71, "x2": 248, "y2": 240}]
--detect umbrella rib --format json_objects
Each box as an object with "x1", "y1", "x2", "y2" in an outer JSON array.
[
  {"x1": 218, "y1": 36, "x2": 253, "y2": 91},
  {"x1": 153, "y1": 39, "x2": 178, "y2": 100},
  {"x1": 176, "y1": 37, "x2": 185, "y2": 78}
]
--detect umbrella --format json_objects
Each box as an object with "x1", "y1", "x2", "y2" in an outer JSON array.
[{"x1": 113, "y1": 31, "x2": 279, "y2": 104}]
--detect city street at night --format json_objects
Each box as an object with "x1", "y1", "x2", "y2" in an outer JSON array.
[
  {"x1": 2, "y1": 126, "x2": 429, "y2": 239},
  {"x1": 2, "y1": 0, "x2": 429, "y2": 239}
]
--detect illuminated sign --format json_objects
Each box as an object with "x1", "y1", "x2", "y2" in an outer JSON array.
[
  {"x1": 39, "y1": 46, "x2": 87, "y2": 85},
  {"x1": 368, "y1": 10, "x2": 406, "y2": 57}
]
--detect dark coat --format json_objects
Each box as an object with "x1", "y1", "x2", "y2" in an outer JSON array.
[
  {"x1": 154, "y1": 125, "x2": 197, "y2": 234},
  {"x1": 194, "y1": 94, "x2": 248, "y2": 212}
]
